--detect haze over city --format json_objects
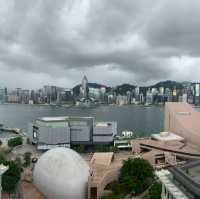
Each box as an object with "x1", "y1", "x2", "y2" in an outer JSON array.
[{"x1": 0, "y1": 0, "x2": 200, "y2": 89}]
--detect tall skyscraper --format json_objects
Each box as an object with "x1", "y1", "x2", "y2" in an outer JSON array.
[{"x1": 81, "y1": 75, "x2": 89, "y2": 99}]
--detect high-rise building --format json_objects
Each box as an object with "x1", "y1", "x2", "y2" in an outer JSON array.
[
  {"x1": 146, "y1": 89, "x2": 153, "y2": 104},
  {"x1": 80, "y1": 75, "x2": 89, "y2": 99},
  {"x1": 195, "y1": 83, "x2": 200, "y2": 105}
]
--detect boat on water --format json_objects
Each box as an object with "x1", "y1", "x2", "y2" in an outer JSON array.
[
  {"x1": 114, "y1": 130, "x2": 134, "y2": 140},
  {"x1": 76, "y1": 98, "x2": 99, "y2": 108},
  {"x1": 114, "y1": 130, "x2": 134, "y2": 150}
]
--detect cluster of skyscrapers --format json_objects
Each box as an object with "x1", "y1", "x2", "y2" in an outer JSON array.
[
  {"x1": 1, "y1": 78, "x2": 200, "y2": 106},
  {"x1": 0, "y1": 86, "x2": 73, "y2": 104}
]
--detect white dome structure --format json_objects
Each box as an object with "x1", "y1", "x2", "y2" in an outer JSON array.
[{"x1": 33, "y1": 148, "x2": 90, "y2": 199}]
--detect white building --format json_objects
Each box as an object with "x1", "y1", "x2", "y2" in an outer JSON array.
[
  {"x1": 156, "y1": 170, "x2": 189, "y2": 199},
  {"x1": 182, "y1": 94, "x2": 187, "y2": 103},
  {"x1": 116, "y1": 95, "x2": 128, "y2": 105},
  {"x1": 146, "y1": 89, "x2": 153, "y2": 105},
  {"x1": 89, "y1": 87, "x2": 100, "y2": 99},
  {"x1": 34, "y1": 148, "x2": 89, "y2": 199},
  {"x1": 80, "y1": 76, "x2": 89, "y2": 99},
  {"x1": 151, "y1": 132, "x2": 184, "y2": 142}
]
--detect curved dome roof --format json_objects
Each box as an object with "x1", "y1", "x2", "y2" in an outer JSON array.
[{"x1": 33, "y1": 148, "x2": 89, "y2": 199}]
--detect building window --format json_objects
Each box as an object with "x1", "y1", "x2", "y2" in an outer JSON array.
[
  {"x1": 33, "y1": 130, "x2": 37, "y2": 139},
  {"x1": 164, "y1": 186, "x2": 167, "y2": 195}
]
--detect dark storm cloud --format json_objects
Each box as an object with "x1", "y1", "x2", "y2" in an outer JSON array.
[
  {"x1": 0, "y1": 0, "x2": 199, "y2": 88},
  {"x1": 144, "y1": 0, "x2": 200, "y2": 57}
]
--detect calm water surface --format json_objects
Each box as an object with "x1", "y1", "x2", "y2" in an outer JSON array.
[{"x1": 0, "y1": 104, "x2": 164, "y2": 136}]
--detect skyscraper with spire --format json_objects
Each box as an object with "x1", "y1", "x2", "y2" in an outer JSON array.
[{"x1": 81, "y1": 75, "x2": 89, "y2": 99}]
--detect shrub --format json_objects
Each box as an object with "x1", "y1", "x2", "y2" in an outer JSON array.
[
  {"x1": 0, "y1": 160, "x2": 22, "y2": 193},
  {"x1": 92, "y1": 145, "x2": 118, "y2": 153},
  {"x1": 26, "y1": 138, "x2": 30, "y2": 144},
  {"x1": 119, "y1": 158, "x2": 154, "y2": 194},
  {"x1": 149, "y1": 182, "x2": 162, "y2": 199},
  {"x1": 23, "y1": 152, "x2": 32, "y2": 167},
  {"x1": 8, "y1": 137, "x2": 23, "y2": 148},
  {"x1": 101, "y1": 193, "x2": 126, "y2": 199},
  {"x1": 71, "y1": 144, "x2": 85, "y2": 153}
]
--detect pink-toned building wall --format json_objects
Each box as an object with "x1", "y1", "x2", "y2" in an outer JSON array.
[{"x1": 164, "y1": 102, "x2": 200, "y2": 147}]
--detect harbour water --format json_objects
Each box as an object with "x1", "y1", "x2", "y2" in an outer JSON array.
[{"x1": 0, "y1": 104, "x2": 164, "y2": 136}]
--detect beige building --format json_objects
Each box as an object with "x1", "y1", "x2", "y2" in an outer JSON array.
[
  {"x1": 164, "y1": 102, "x2": 200, "y2": 147},
  {"x1": 7, "y1": 95, "x2": 20, "y2": 103}
]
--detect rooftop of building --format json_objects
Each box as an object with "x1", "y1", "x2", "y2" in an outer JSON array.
[
  {"x1": 37, "y1": 116, "x2": 94, "y2": 122},
  {"x1": 151, "y1": 132, "x2": 184, "y2": 142},
  {"x1": 94, "y1": 122, "x2": 115, "y2": 127},
  {"x1": 33, "y1": 116, "x2": 95, "y2": 128},
  {"x1": 38, "y1": 116, "x2": 68, "y2": 122}
]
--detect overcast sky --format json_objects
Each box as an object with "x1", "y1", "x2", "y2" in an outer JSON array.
[{"x1": 0, "y1": 0, "x2": 200, "y2": 89}]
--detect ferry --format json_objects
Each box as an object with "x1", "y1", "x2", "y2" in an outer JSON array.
[{"x1": 114, "y1": 131, "x2": 134, "y2": 150}]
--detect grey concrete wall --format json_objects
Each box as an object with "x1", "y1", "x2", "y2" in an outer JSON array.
[
  {"x1": 70, "y1": 126, "x2": 90, "y2": 142},
  {"x1": 93, "y1": 122, "x2": 117, "y2": 136},
  {"x1": 28, "y1": 123, "x2": 33, "y2": 142},
  {"x1": 38, "y1": 126, "x2": 70, "y2": 144},
  {"x1": 93, "y1": 135, "x2": 114, "y2": 143}
]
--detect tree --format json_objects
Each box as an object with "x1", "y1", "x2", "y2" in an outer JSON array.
[
  {"x1": 119, "y1": 158, "x2": 154, "y2": 194},
  {"x1": 2, "y1": 161, "x2": 21, "y2": 192},
  {"x1": 8, "y1": 136, "x2": 23, "y2": 148},
  {"x1": 149, "y1": 182, "x2": 162, "y2": 199},
  {"x1": 23, "y1": 152, "x2": 32, "y2": 167},
  {"x1": 71, "y1": 144, "x2": 85, "y2": 153}
]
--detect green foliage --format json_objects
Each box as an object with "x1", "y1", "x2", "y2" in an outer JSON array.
[
  {"x1": 0, "y1": 151, "x2": 6, "y2": 162},
  {"x1": 114, "y1": 84, "x2": 136, "y2": 95},
  {"x1": 71, "y1": 144, "x2": 85, "y2": 153},
  {"x1": 101, "y1": 193, "x2": 126, "y2": 199},
  {"x1": 8, "y1": 136, "x2": 23, "y2": 148},
  {"x1": 23, "y1": 152, "x2": 32, "y2": 167},
  {"x1": 149, "y1": 182, "x2": 162, "y2": 199},
  {"x1": 92, "y1": 145, "x2": 118, "y2": 153},
  {"x1": 1, "y1": 161, "x2": 21, "y2": 193},
  {"x1": 119, "y1": 158, "x2": 154, "y2": 194},
  {"x1": 106, "y1": 181, "x2": 126, "y2": 195},
  {"x1": 152, "y1": 80, "x2": 183, "y2": 90},
  {"x1": 15, "y1": 157, "x2": 23, "y2": 170},
  {"x1": 101, "y1": 181, "x2": 127, "y2": 199},
  {"x1": 71, "y1": 144, "x2": 118, "y2": 153}
]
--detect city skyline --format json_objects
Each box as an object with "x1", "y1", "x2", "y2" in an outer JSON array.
[
  {"x1": 1, "y1": 77, "x2": 200, "y2": 106},
  {"x1": 0, "y1": 78, "x2": 200, "y2": 91},
  {"x1": 0, "y1": 0, "x2": 200, "y2": 89}
]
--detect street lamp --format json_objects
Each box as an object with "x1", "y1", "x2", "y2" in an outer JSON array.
[{"x1": 0, "y1": 164, "x2": 8, "y2": 199}]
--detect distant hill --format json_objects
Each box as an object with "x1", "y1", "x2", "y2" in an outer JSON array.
[
  {"x1": 72, "y1": 80, "x2": 187, "y2": 97},
  {"x1": 150, "y1": 80, "x2": 184, "y2": 90},
  {"x1": 114, "y1": 84, "x2": 136, "y2": 95}
]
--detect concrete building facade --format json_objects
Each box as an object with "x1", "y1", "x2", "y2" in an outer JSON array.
[
  {"x1": 164, "y1": 102, "x2": 200, "y2": 147},
  {"x1": 28, "y1": 117, "x2": 117, "y2": 150},
  {"x1": 156, "y1": 170, "x2": 189, "y2": 199}
]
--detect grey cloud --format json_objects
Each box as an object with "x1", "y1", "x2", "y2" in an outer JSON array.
[
  {"x1": 0, "y1": 0, "x2": 199, "y2": 88},
  {"x1": 144, "y1": 0, "x2": 200, "y2": 56}
]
